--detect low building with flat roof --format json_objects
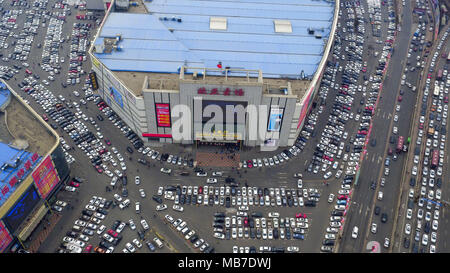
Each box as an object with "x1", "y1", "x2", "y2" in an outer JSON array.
[
  {"x1": 89, "y1": 0, "x2": 339, "y2": 147},
  {"x1": 0, "y1": 80, "x2": 70, "y2": 253}
]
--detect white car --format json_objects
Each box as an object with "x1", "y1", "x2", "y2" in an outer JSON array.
[
  {"x1": 328, "y1": 194, "x2": 335, "y2": 203},
  {"x1": 384, "y1": 238, "x2": 390, "y2": 248},
  {"x1": 172, "y1": 204, "x2": 184, "y2": 212},
  {"x1": 97, "y1": 225, "x2": 106, "y2": 235},
  {"x1": 141, "y1": 219, "x2": 150, "y2": 230},
  {"x1": 156, "y1": 204, "x2": 167, "y2": 211},
  {"x1": 129, "y1": 219, "x2": 137, "y2": 230},
  {"x1": 405, "y1": 223, "x2": 411, "y2": 235},
  {"x1": 139, "y1": 188, "x2": 146, "y2": 198},
  {"x1": 406, "y1": 209, "x2": 412, "y2": 219},
  {"x1": 135, "y1": 176, "x2": 140, "y2": 185},
  {"x1": 371, "y1": 223, "x2": 377, "y2": 234},
  {"x1": 323, "y1": 171, "x2": 332, "y2": 179},
  {"x1": 351, "y1": 226, "x2": 358, "y2": 239},
  {"x1": 377, "y1": 191, "x2": 383, "y2": 200},
  {"x1": 206, "y1": 178, "x2": 217, "y2": 184},
  {"x1": 125, "y1": 242, "x2": 136, "y2": 253},
  {"x1": 132, "y1": 239, "x2": 143, "y2": 248}
]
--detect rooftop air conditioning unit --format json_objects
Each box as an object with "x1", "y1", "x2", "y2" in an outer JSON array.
[{"x1": 94, "y1": 43, "x2": 105, "y2": 53}]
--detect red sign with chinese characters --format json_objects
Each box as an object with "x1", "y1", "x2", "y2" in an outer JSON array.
[
  {"x1": 31, "y1": 152, "x2": 39, "y2": 162},
  {"x1": 1, "y1": 186, "x2": 9, "y2": 196},
  {"x1": 24, "y1": 160, "x2": 31, "y2": 170},
  {"x1": 17, "y1": 168, "x2": 25, "y2": 178},
  {"x1": 8, "y1": 177, "x2": 17, "y2": 188},
  {"x1": 0, "y1": 221, "x2": 13, "y2": 253},
  {"x1": 32, "y1": 156, "x2": 60, "y2": 199},
  {"x1": 197, "y1": 87, "x2": 244, "y2": 96}
]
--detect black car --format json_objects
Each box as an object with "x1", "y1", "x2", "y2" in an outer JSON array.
[
  {"x1": 214, "y1": 212, "x2": 225, "y2": 217},
  {"x1": 381, "y1": 213, "x2": 388, "y2": 223},
  {"x1": 152, "y1": 195, "x2": 163, "y2": 204},
  {"x1": 374, "y1": 206, "x2": 381, "y2": 215},
  {"x1": 251, "y1": 212, "x2": 263, "y2": 218},
  {"x1": 137, "y1": 230, "x2": 145, "y2": 240},
  {"x1": 370, "y1": 138, "x2": 376, "y2": 147},
  {"x1": 81, "y1": 210, "x2": 93, "y2": 217},
  {"x1": 80, "y1": 215, "x2": 90, "y2": 221},
  {"x1": 97, "y1": 208, "x2": 108, "y2": 215},
  {"x1": 66, "y1": 231, "x2": 78, "y2": 238},
  {"x1": 370, "y1": 181, "x2": 377, "y2": 190},
  {"x1": 323, "y1": 239, "x2": 335, "y2": 246},
  {"x1": 97, "y1": 115, "x2": 104, "y2": 121},
  {"x1": 126, "y1": 146, "x2": 133, "y2": 153},
  {"x1": 403, "y1": 237, "x2": 410, "y2": 249},
  {"x1": 121, "y1": 188, "x2": 128, "y2": 197},
  {"x1": 112, "y1": 220, "x2": 121, "y2": 231}
]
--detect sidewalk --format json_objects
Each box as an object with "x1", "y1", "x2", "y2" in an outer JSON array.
[{"x1": 27, "y1": 212, "x2": 62, "y2": 253}]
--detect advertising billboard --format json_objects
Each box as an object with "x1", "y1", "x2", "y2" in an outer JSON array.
[
  {"x1": 267, "y1": 107, "x2": 284, "y2": 132},
  {"x1": 155, "y1": 103, "x2": 171, "y2": 127},
  {"x1": 0, "y1": 220, "x2": 13, "y2": 253},
  {"x1": 32, "y1": 156, "x2": 60, "y2": 199},
  {"x1": 109, "y1": 87, "x2": 124, "y2": 108},
  {"x1": 3, "y1": 186, "x2": 40, "y2": 232}
]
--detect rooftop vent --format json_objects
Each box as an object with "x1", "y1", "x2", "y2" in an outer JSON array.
[
  {"x1": 274, "y1": 20, "x2": 292, "y2": 33},
  {"x1": 210, "y1": 17, "x2": 227, "y2": 30}
]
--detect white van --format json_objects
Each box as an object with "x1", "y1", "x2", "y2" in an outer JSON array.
[
  {"x1": 135, "y1": 202, "x2": 140, "y2": 214},
  {"x1": 153, "y1": 237, "x2": 164, "y2": 248},
  {"x1": 119, "y1": 199, "x2": 130, "y2": 209}
]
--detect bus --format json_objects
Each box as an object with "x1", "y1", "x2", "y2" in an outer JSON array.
[
  {"x1": 433, "y1": 85, "x2": 440, "y2": 97},
  {"x1": 437, "y1": 69, "x2": 443, "y2": 80},
  {"x1": 431, "y1": 150, "x2": 439, "y2": 169},
  {"x1": 396, "y1": 136, "x2": 404, "y2": 153}
]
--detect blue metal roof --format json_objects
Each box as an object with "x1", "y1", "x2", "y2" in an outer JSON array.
[
  {"x1": 0, "y1": 82, "x2": 11, "y2": 109},
  {"x1": 0, "y1": 143, "x2": 42, "y2": 206},
  {"x1": 94, "y1": 0, "x2": 335, "y2": 78}
]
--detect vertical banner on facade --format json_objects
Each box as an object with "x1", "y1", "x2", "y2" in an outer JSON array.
[
  {"x1": 297, "y1": 88, "x2": 313, "y2": 129},
  {"x1": 267, "y1": 107, "x2": 284, "y2": 132},
  {"x1": 0, "y1": 220, "x2": 13, "y2": 253},
  {"x1": 32, "y1": 156, "x2": 60, "y2": 199},
  {"x1": 155, "y1": 103, "x2": 171, "y2": 127},
  {"x1": 108, "y1": 87, "x2": 124, "y2": 108}
]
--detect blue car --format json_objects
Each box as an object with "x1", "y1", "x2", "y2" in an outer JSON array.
[
  {"x1": 146, "y1": 241, "x2": 155, "y2": 252},
  {"x1": 293, "y1": 233, "x2": 304, "y2": 240},
  {"x1": 337, "y1": 200, "x2": 347, "y2": 205}
]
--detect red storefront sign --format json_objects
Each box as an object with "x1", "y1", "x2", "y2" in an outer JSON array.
[
  {"x1": 0, "y1": 221, "x2": 13, "y2": 253},
  {"x1": 155, "y1": 103, "x2": 171, "y2": 127},
  {"x1": 197, "y1": 87, "x2": 244, "y2": 96}
]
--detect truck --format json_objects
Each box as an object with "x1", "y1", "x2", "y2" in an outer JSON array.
[{"x1": 428, "y1": 127, "x2": 435, "y2": 138}]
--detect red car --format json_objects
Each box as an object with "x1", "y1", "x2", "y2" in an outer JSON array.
[
  {"x1": 397, "y1": 96, "x2": 402, "y2": 102},
  {"x1": 42, "y1": 114, "x2": 49, "y2": 121},
  {"x1": 295, "y1": 213, "x2": 306, "y2": 218},
  {"x1": 444, "y1": 97, "x2": 448, "y2": 103},
  {"x1": 337, "y1": 195, "x2": 348, "y2": 200},
  {"x1": 247, "y1": 160, "x2": 253, "y2": 168},
  {"x1": 95, "y1": 165, "x2": 103, "y2": 173},
  {"x1": 107, "y1": 229, "x2": 119, "y2": 238},
  {"x1": 84, "y1": 245, "x2": 93, "y2": 253},
  {"x1": 243, "y1": 218, "x2": 249, "y2": 226},
  {"x1": 99, "y1": 148, "x2": 107, "y2": 155},
  {"x1": 104, "y1": 139, "x2": 111, "y2": 146},
  {"x1": 69, "y1": 181, "x2": 80, "y2": 188}
]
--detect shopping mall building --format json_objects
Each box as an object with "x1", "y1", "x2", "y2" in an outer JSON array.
[
  {"x1": 0, "y1": 81, "x2": 70, "y2": 253},
  {"x1": 89, "y1": 0, "x2": 339, "y2": 147}
]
